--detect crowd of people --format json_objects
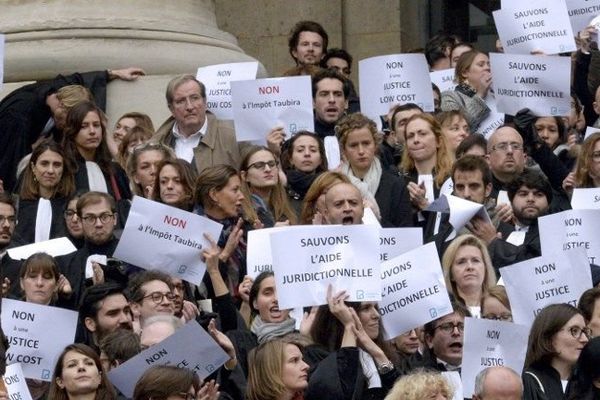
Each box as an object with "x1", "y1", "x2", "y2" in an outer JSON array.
[{"x1": 0, "y1": 16, "x2": 599, "y2": 400}]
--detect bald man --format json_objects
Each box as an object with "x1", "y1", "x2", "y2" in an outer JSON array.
[
  {"x1": 472, "y1": 366, "x2": 523, "y2": 400},
  {"x1": 323, "y1": 182, "x2": 364, "y2": 225}
]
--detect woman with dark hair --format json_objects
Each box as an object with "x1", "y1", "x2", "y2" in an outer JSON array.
[
  {"x1": 566, "y1": 337, "x2": 600, "y2": 400},
  {"x1": 533, "y1": 116, "x2": 574, "y2": 169},
  {"x1": 15, "y1": 139, "x2": 74, "y2": 244},
  {"x1": 280, "y1": 131, "x2": 328, "y2": 216},
  {"x1": 563, "y1": 132, "x2": 600, "y2": 195},
  {"x1": 247, "y1": 339, "x2": 309, "y2": 400},
  {"x1": 126, "y1": 142, "x2": 174, "y2": 198},
  {"x1": 441, "y1": 50, "x2": 492, "y2": 132},
  {"x1": 336, "y1": 113, "x2": 413, "y2": 227},
  {"x1": 240, "y1": 146, "x2": 297, "y2": 226},
  {"x1": 133, "y1": 365, "x2": 201, "y2": 400},
  {"x1": 523, "y1": 304, "x2": 590, "y2": 400},
  {"x1": 63, "y1": 190, "x2": 85, "y2": 249},
  {"x1": 48, "y1": 343, "x2": 116, "y2": 400},
  {"x1": 307, "y1": 286, "x2": 400, "y2": 400},
  {"x1": 61, "y1": 101, "x2": 131, "y2": 211},
  {"x1": 152, "y1": 159, "x2": 197, "y2": 212},
  {"x1": 116, "y1": 125, "x2": 154, "y2": 169}
]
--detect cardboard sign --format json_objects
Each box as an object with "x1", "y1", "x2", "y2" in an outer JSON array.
[
  {"x1": 426, "y1": 194, "x2": 492, "y2": 235},
  {"x1": 430, "y1": 68, "x2": 456, "y2": 93},
  {"x1": 196, "y1": 62, "x2": 259, "y2": 120},
  {"x1": 461, "y1": 317, "x2": 529, "y2": 397},
  {"x1": 501, "y1": 247, "x2": 592, "y2": 326},
  {"x1": 270, "y1": 225, "x2": 381, "y2": 309},
  {"x1": 114, "y1": 196, "x2": 223, "y2": 285},
  {"x1": 379, "y1": 243, "x2": 453, "y2": 339},
  {"x1": 571, "y1": 188, "x2": 600, "y2": 210},
  {"x1": 359, "y1": 54, "x2": 434, "y2": 129},
  {"x1": 494, "y1": 0, "x2": 576, "y2": 55},
  {"x1": 231, "y1": 76, "x2": 314, "y2": 143},
  {"x1": 566, "y1": 0, "x2": 600, "y2": 34},
  {"x1": 477, "y1": 95, "x2": 505, "y2": 139},
  {"x1": 379, "y1": 227, "x2": 423, "y2": 262},
  {"x1": 490, "y1": 53, "x2": 571, "y2": 116},
  {"x1": 2, "y1": 299, "x2": 78, "y2": 381},
  {"x1": 246, "y1": 226, "x2": 287, "y2": 279},
  {"x1": 3, "y1": 364, "x2": 33, "y2": 400},
  {"x1": 538, "y1": 209, "x2": 600, "y2": 264},
  {"x1": 108, "y1": 321, "x2": 229, "y2": 398}
]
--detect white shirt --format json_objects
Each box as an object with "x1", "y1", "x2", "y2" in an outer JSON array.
[{"x1": 172, "y1": 117, "x2": 208, "y2": 162}]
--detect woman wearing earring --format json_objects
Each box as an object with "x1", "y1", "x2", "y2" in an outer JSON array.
[{"x1": 15, "y1": 139, "x2": 75, "y2": 245}]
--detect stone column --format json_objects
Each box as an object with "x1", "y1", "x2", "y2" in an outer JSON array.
[{"x1": 1, "y1": 0, "x2": 263, "y2": 128}]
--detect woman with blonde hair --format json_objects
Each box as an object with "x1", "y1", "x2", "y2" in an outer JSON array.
[
  {"x1": 125, "y1": 142, "x2": 174, "y2": 198},
  {"x1": 384, "y1": 370, "x2": 453, "y2": 400},
  {"x1": 247, "y1": 339, "x2": 309, "y2": 400},
  {"x1": 300, "y1": 171, "x2": 351, "y2": 224},
  {"x1": 563, "y1": 132, "x2": 600, "y2": 195},
  {"x1": 442, "y1": 234, "x2": 497, "y2": 318}
]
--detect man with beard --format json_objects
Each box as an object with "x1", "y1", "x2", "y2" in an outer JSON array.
[
  {"x1": 288, "y1": 20, "x2": 328, "y2": 67},
  {"x1": 58, "y1": 191, "x2": 122, "y2": 307},
  {"x1": 78, "y1": 282, "x2": 133, "y2": 350},
  {"x1": 469, "y1": 168, "x2": 551, "y2": 272},
  {"x1": 322, "y1": 182, "x2": 364, "y2": 225}
]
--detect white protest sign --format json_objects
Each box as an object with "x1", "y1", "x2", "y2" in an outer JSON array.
[
  {"x1": 271, "y1": 225, "x2": 381, "y2": 309},
  {"x1": 3, "y1": 364, "x2": 33, "y2": 400},
  {"x1": 324, "y1": 136, "x2": 342, "y2": 170},
  {"x1": 501, "y1": 247, "x2": 592, "y2": 326},
  {"x1": 114, "y1": 196, "x2": 223, "y2": 285},
  {"x1": 493, "y1": 0, "x2": 576, "y2": 55},
  {"x1": 442, "y1": 371, "x2": 463, "y2": 400},
  {"x1": 362, "y1": 207, "x2": 381, "y2": 227},
  {"x1": 566, "y1": 0, "x2": 600, "y2": 34},
  {"x1": 477, "y1": 95, "x2": 505, "y2": 139},
  {"x1": 585, "y1": 126, "x2": 599, "y2": 140},
  {"x1": 108, "y1": 321, "x2": 229, "y2": 398},
  {"x1": 379, "y1": 243, "x2": 452, "y2": 339},
  {"x1": 430, "y1": 68, "x2": 456, "y2": 93},
  {"x1": 196, "y1": 62, "x2": 258, "y2": 120},
  {"x1": 246, "y1": 226, "x2": 287, "y2": 279},
  {"x1": 359, "y1": 54, "x2": 434, "y2": 129},
  {"x1": 461, "y1": 317, "x2": 529, "y2": 398},
  {"x1": 0, "y1": 34, "x2": 4, "y2": 91},
  {"x1": 490, "y1": 53, "x2": 571, "y2": 116},
  {"x1": 7, "y1": 237, "x2": 77, "y2": 260},
  {"x1": 571, "y1": 188, "x2": 600, "y2": 209},
  {"x1": 539, "y1": 209, "x2": 600, "y2": 264},
  {"x1": 231, "y1": 76, "x2": 314, "y2": 143},
  {"x1": 426, "y1": 194, "x2": 491, "y2": 235},
  {"x1": 2, "y1": 299, "x2": 78, "y2": 381},
  {"x1": 379, "y1": 227, "x2": 422, "y2": 262}
]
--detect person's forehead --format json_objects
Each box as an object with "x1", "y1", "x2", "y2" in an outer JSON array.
[
  {"x1": 491, "y1": 127, "x2": 522, "y2": 144},
  {"x1": 454, "y1": 169, "x2": 483, "y2": 183},
  {"x1": 396, "y1": 109, "x2": 421, "y2": 122},
  {"x1": 326, "y1": 57, "x2": 349, "y2": 67},
  {"x1": 298, "y1": 31, "x2": 323, "y2": 43},
  {"x1": 436, "y1": 312, "x2": 464, "y2": 325},
  {"x1": 0, "y1": 203, "x2": 15, "y2": 216},
  {"x1": 173, "y1": 80, "x2": 201, "y2": 96},
  {"x1": 142, "y1": 280, "x2": 170, "y2": 294},
  {"x1": 316, "y1": 78, "x2": 344, "y2": 92},
  {"x1": 81, "y1": 199, "x2": 111, "y2": 214},
  {"x1": 327, "y1": 184, "x2": 361, "y2": 201},
  {"x1": 99, "y1": 293, "x2": 128, "y2": 311}
]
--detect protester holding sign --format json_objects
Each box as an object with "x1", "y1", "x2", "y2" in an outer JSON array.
[
  {"x1": 337, "y1": 113, "x2": 413, "y2": 227},
  {"x1": 240, "y1": 146, "x2": 297, "y2": 226},
  {"x1": 151, "y1": 159, "x2": 197, "y2": 212},
  {"x1": 307, "y1": 287, "x2": 400, "y2": 400},
  {"x1": 280, "y1": 131, "x2": 328, "y2": 216},
  {"x1": 125, "y1": 142, "x2": 174, "y2": 198},
  {"x1": 442, "y1": 235, "x2": 497, "y2": 318},
  {"x1": 532, "y1": 116, "x2": 573, "y2": 169},
  {"x1": 440, "y1": 51, "x2": 492, "y2": 132},
  {"x1": 15, "y1": 140, "x2": 74, "y2": 245},
  {"x1": 47, "y1": 343, "x2": 116, "y2": 400},
  {"x1": 523, "y1": 304, "x2": 590, "y2": 400},
  {"x1": 401, "y1": 114, "x2": 453, "y2": 216},
  {"x1": 299, "y1": 171, "x2": 351, "y2": 224},
  {"x1": 247, "y1": 339, "x2": 309, "y2": 400}
]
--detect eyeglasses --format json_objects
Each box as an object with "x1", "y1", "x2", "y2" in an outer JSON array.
[
  {"x1": 562, "y1": 326, "x2": 592, "y2": 340},
  {"x1": 248, "y1": 160, "x2": 278, "y2": 170},
  {"x1": 435, "y1": 322, "x2": 465, "y2": 334},
  {"x1": 81, "y1": 213, "x2": 114, "y2": 225},
  {"x1": 482, "y1": 313, "x2": 513, "y2": 321},
  {"x1": 142, "y1": 291, "x2": 176, "y2": 304},
  {"x1": 592, "y1": 151, "x2": 600, "y2": 162},
  {"x1": 490, "y1": 142, "x2": 523, "y2": 152},
  {"x1": 0, "y1": 215, "x2": 16, "y2": 225},
  {"x1": 64, "y1": 210, "x2": 79, "y2": 220}
]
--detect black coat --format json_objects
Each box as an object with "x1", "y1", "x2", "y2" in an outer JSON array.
[
  {"x1": 488, "y1": 222, "x2": 541, "y2": 274},
  {"x1": 13, "y1": 198, "x2": 68, "y2": 246},
  {"x1": 375, "y1": 170, "x2": 414, "y2": 228},
  {"x1": 523, "y1": 364, "x2": 568, "y2": 400},
  {"x1": 0, "y1": 71, "x2": 110, "y2": 192}
]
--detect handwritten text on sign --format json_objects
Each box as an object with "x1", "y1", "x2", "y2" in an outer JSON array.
[
  {"x1": 270, "y1": 225, "x2": 381, "y2": 309},
  {"x1": 114, "y1": 196, "x2": 223, "y2": 285}
]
